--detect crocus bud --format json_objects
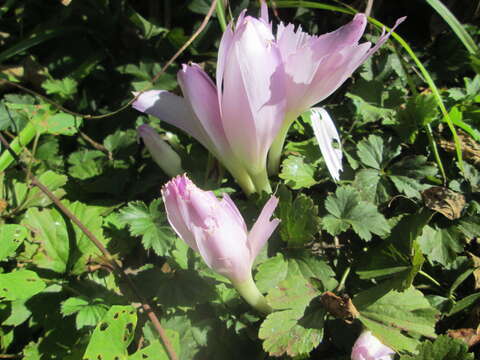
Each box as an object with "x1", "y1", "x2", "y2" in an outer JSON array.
[
  {"x1": 351, "y1": 331, "x2": 395, "y2": 360},
  {"x1": 161, "y1": 174, "x2": 280, "y2": 313},
  {"x1": 137, "y1": 124, "x2": 183, "y2": 177}
]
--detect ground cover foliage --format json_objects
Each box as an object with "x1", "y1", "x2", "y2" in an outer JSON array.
[{"x1": 0, "y1": 0, "x2": 479, "y2": 359}]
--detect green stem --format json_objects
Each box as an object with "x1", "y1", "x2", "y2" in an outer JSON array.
[
  {"x1": 215, "y1": 0, "x2": 228, "y2": 32},
  {"x1": 250, "y1": 167, "x2": 272, "y2": 194},
  {"x1": 267, "y1": 117, "x2": 294, "y2": 175},
  {"x1": 227, "y1": 164, "x2": 256, "y2": 196},
  {"x1": 232, "y1": 274, "x2": 272, "y2": 314},
  {"x1": 425, "y1": 124, "x2": 447, "y2": 184},
  {"x1": 418, "y1": 270, "x2": 442, "y2": 288},
  {"x1": 336, "y1": 266, "x2": 351, "y2": 292},
  {"x1": 0, "y1": 122, "x2": 38, "y2": 172}
]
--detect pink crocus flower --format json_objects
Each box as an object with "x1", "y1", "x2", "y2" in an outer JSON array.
[
  {"x1": 161, "y1": 174, "x2": 280, "y2": 313},
  {"x1": 351, "y1": 331, "x2": 395, "y2": 360},
  {"x1": 134, "y1": 10, "x2": 286, "y2": 195},
  {"x1": 263, "y1": 3, "x2": 406, "y2": 178}
]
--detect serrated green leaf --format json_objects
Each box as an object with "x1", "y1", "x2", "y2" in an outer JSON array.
[
  {"x1": 279, "y1": 155, "x2": 317, "y2": 190},
  {"x1": 21, "y1": 201, "x2": 107, "y2": 274},
  {"x1": 400, "y1": 335, "x2": 474, "y2": 360},
  {"x1": 119, "y1": 199, "x2": 176, "y2": 256},
  {"x1": 0, "y1": 224, "x2": 28, "y2": 261},
  {"x1": 0, "y1": 270, "x2": 46, "y2": 301},
  {"x1": 67, "y1": 150, "x2": 105, "y2": 180},
  {"x1": 355, "y1": 286, "x2": 438, "y2": 353},
  {"x1": 61, "y1": 297, "x2": 108, "y2": 330},
  {"x1": 277, "y1": 187, "x2": 321, "y2": 246},
  {"x1": 259, "y1": 263, "x2": 322, "y2": 357},
  {"x1": 22, "y1": 207, "x2": 70, "y2": 273},
  {"x1": 356, "y1": 135, "x2": 400, "y2": 170},
  {"x1": 12, "y1": 170, "x2": 67, "y2": 211},
  {"x1": 83, "y1": 305, "x2": 137, "y2": 360},
  {"x1": 418, "y1": 226, "x2": 464, "y2": 266},
  {"x1": 255, "y1": 253, "x2": 289, "y2": 293},
  {"x1": 323, "y1": 186, "x2": 390, "y2": 241},
  {"x1": 41, "y1": 78, "x2": 78, "y2": 100},
  {"x1": 353, "y1": 168, "x2": 392, "y2": 203}
]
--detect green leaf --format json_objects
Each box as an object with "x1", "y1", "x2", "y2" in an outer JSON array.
[
  {"x1": 0, "y1": 270, "x2": 46, "y2": 301},
  {"x1": 126, "y1": 5, "x2": 168, "y2": 39},
  {"x1": 356, "y1": 135, "x2": 400, "y2": 170},
  {"x1": 396, "y1": 93, "x2": 439, "y2": 143},
  {"x1": 12, "y1": 170, "x2": 67, "y2": 211},
  {"x1": 33, "y1": 112, "x2": 80, "y2": 136},
  {"x1": 418, "y1": 226, "x2": 464, "y2": 266},
  {"x1": 277, "y1": 187, "x2": 321, "y2": 247},
  {"x1": 22, "y1": 207, "x2": 70, "y2": 273},
  {"x1": 357, "y1": 211, "x2": 431, "y2": 290},
  {"x1": 259, "y1": 263, "x2": 322, "y2": 357},
  {"x1": 353, "y1": 168, "x2": 392, "y2": 203},
  {"x1": 22, "y1": 201, "x2": 107, "y2": 274},
  {"x1": 0, "y1": 224, "x2": 28, "y2": 260},
  {"x1": 129, "y1": 336, "x2": 179, "y2": 360},
  {"x1": 41, "y1": 78, "x2": 78, "y2": 101},
  {"x1": 448, "y1": 292, "x2": 480, "y2": 316},
  {"x1": 279, "y1": 155, "x2": 317, "y2": 189},
  {"x1": 400, "y1": 335, "x2": 474, "y2": 360},
  {"x1": 255, "y1": 253, "x2": 289, "y2": 293},
  {"x1": 119, "y1": 199, "x2": 176, "y2": 256},
  {"x1": 323, "y1": 186, "x2": 390, "y2": 241},
  {"x1": 61, "y1": 297, "x2": 109, "y2": 330},
  {"x1": 355, "y1": 286, "x2": 438, "y2": 353},
  {"x1": 83, "y1": 305, "x2": 137, "y2": 360},
  {"x1": 67, "y1": 150, "x2": 105, "y2": 180}
]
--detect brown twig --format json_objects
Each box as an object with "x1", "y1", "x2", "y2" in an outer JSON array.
[
  {"x1": 365, "y1": 0, "x2": 374, "y2": 18},
  {"x1": 0, "y1": 132, "x2": 179, "y2": 360},
  {"x1": 2, "y1": 0, "x2": 218, "y2": 122}
]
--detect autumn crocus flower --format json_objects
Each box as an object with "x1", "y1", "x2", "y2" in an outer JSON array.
[
  {"x1": 351, "y1": 331, "x2": 395, "y2": 360},
  {"x1": 133, "y1": 10, "x2": 286, "y2": 195},
  {"x1": 264, "y1": 4, "x2": 405, "y2": 178},
  {"x1": 161, "y1": 174, "x2": 280, "y2": 313},
  {"x1": 137, "y1": 124, "x2": 183, "y2": 177}
]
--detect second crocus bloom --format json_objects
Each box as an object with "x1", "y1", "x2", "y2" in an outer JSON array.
[
  {"x1": 161, "y1": 174, "x2": 280, "y2": 313},
  {"x1": 134, "y1": 10, "x2": 286, "y2": 195}
]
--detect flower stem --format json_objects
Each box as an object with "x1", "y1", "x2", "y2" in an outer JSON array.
[
  {"x1": 267, "y1": 117, "x2": 294, "y2": 175},
  {"x1": 250, "y1": 167, "x2": 272, "y2": 194},
  {"x1": 228, "y1": 165, "x2": 256, "y2": 196},
  {"x1": 232, "y1": 275, "x2": 272, "y2": 314}
]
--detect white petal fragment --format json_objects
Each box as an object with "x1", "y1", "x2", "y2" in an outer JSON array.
[{"x1": 309, "y1": 107, "x2": 343, "y2": 181}]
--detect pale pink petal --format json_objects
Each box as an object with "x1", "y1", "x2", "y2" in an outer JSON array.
[
  {"x1": 216, "y1": 25, "x2": 235, "y2": 111},
  {"x1": 247, "y1": 196, "x2": 280, "y2": 261},
  {"x1": 221, "y1": 194, "x2": 248, "y2": 233},
  {"x1": 221, "y1": 18, "x2": 286, "y2": 172},
  {"x1": 361, "y1": 17, "x2": 406, "y2": 61},
  {"x1": 161, "y1": 175, "x2": 199, "y2": 251},
  {"x1": 351, "y1": 331, "x2": 395, "y2": 360},
  {"x1": 310, "y1": 108, "x2": 343, "y2": 181},
  {"x1": 302, "y1": 42, "x2": 371, "y2": 108},
  {"x1": 132, "y1": 90, "x2": 211, "y2": 151},
  {"x1": 178, "y1": 64, "x2": 232, "y2": 157}
]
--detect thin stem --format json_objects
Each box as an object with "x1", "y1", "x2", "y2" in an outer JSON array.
[
  {"x1": 267, "y1": 117, "x2": 294, "y2": 175},
  {"x1": 0, "y1": 133, "x2": 179, "y2": 360},
  {"x1": 418, "y1": 270, "x2": 442, "y2": 288},
  {"x1": 425, "y1": 124, "x2": 447, "y2": 184},
  {"x1": 232, "y1": 274, "x2": 272, "y2": 314},
  {"x1": 215, "y1": 0, "x2": 228, "y2": 31},
  {"x1": 336, "y1": 266, "x2": 351, "y2": 292},
  {"x1": 250, "y1": 167, "x2": 272, "y2": 194}
]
